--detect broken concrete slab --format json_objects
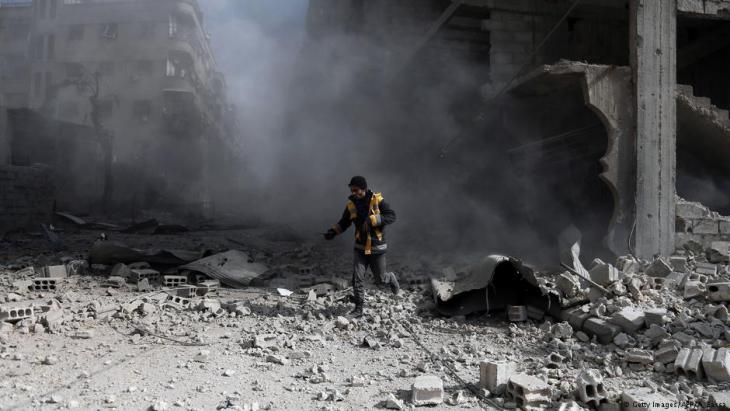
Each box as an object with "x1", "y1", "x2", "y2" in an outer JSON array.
[
  {"x1": 180, "y1": 250, "x2": 268, "y2": 288},
  {"x1": 609, "y1": 307, "x2": 645, "y2": 334},
  {"x1": 589, "y1": 262, "x2": 621, "y2": 285},
  {"x1": 645, "y1": 258, "x2": 673, "y2": 278}
]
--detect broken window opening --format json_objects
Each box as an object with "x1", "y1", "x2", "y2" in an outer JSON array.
[{"x1": 100, "y1": 23, "x2": 118, "y2": 40}]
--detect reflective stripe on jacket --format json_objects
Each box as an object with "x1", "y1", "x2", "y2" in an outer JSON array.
[{"x1": 331, "y1": 190, "x2": 396, "y2": 255}]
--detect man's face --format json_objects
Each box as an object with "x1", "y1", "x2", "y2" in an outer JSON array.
[{"x1": 350, "y1": 186, "x2": 366, "y2": 199}]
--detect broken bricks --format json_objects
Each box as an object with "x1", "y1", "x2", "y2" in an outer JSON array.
[
  {"x1": 575, "y1": 369, "x2": 608, "y2": 408},
  {"x1": 505, "y1": 373, "x2": 551, "y2": 409}
]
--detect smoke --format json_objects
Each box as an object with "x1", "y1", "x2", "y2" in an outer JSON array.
[{"x1": 201, "y1": 1, "x2": 602, "y2": 265}]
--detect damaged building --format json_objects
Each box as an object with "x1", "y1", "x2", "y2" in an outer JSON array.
[
  {"x1": 0, "y1": 0, "x2": 241, "y2": 225},
  {"x1": 307, "y1": 0, "x2": 730, "y2": 262}
]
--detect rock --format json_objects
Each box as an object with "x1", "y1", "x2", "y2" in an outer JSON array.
[
  {"x1": 384, "y1": 394, "x2": 404, "y2": 410},
  {"x1": 223, "y1": 369, "x2": 236, "y2": 377},
  {"x1": 266, "y1": 354, "x2": 289, "y2": 365},
  {"x1": 335, "y1": 316, "x2": 349, "y2": 330},
  {"x1": 194, "y1": 350, "x2": 210, "y2": 363},
  {"x1": 72, "y1": 330, "x2": 95, "y2": 339},
  {"x1": 42, "y1": 355, "x2": 58, "y2": 365},
  {"x1": 551, "y1": 322, "x2": 574, "y2": 340},
  {"x1": 645, "y1": 258, "x2": 673, "y2": 277},
  {"x1": 411, "y1": 375, "x2": 444, "y2": 406},
  {"x1": 613, "y1": 333, "x2": 631, "y2": 348},
  {"x1": 152, "y1": 400, "x2": 169, "y2": 411},
  {"x1": 363, "y1": 335, "x2": 381, "y2": 349}
]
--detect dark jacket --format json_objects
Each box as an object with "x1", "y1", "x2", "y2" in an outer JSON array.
[{"x1": 331, "y1": 190, "x2": 396, "y2": 255}]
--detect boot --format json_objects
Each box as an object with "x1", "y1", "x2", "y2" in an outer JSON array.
[
  {"x1": 384, "y1": 272, "x2": 400, "y2": 295},
  {"x1": 349, "y1": 304, "x2": 364, "y2": 318}
]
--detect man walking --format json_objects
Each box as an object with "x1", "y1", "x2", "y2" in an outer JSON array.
[{"x1": 324, "y1": 176, "x2": 399, "y2": 317}]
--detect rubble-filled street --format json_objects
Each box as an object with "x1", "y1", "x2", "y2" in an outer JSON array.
[{"x1": 1, "y1": 214, "x2": 729, "y2": 410}]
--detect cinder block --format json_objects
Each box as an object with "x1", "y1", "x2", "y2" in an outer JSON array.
[
  {"x1": 411, "y1": 375, "x2": 443, "y2": 406},
  {"x1": 693, "y1": 219, "x2": 719, "y2": 234},
  {"x1": 643, "y1": 277, "x2": 666, "y2": 291},
  {"x1": 176, "y1": 284, "x2": 197, "y2": 298},
  {"x1": 609, "y1": 307, "x2": 645, "y2": 334},
  {"x1": 684, "y1": 281, "x2": 707, "y2": 299},
  {"x1": 102, "y1": 276, "x2": 126, "y2": 288},
  {"x1": 0, "y1": 305, "x2": 34, "y2": 322},
  {"x1": 196, "y1": 279, "x2": 220, "y2": 296},
  {"x1": 506, "y1": 373, "x2": 551, "y2": 409},
  {"x1": 655, "y1": 345, "x2": 679, "y2": 364},
  {"x1": 669, "y1": 256, "x2": 690, "y2": 273},
  {"x1": 575, "y1": 369, "x2": 608, "y2": 408},
  {"x1": 675, "y1": 348, "x2": 704, "y2": 379},
  {"x1": 701, "y1": 348, "x2": 730, "y2": 383},
  {"x1": 42, "y1": 265, "x2": 67, "y2": 278},
  {"x1": 707, "y1": 283, "x2": 730, "y2": 302},
  {"x1": 560, "y1": 307, "x2": 591, "y2": 329},
  {"x1": 583, "y1": 318, "x2": 621, "y2": 344},
  {"x1": 687, "y1": 273, "x2": 709, "y2": 283},
  {"x1": 507, "y1": 305, "x2": 527, "y2": 322},
  {"x1": 645, "y1": 258, "x2": 672, "y2": 277},
  {"x1": 165, "y1": 294, "x2": 191, "y2": 308},
  {"x1": 30, "y1": 278, "x2": 62, "y2": 291},
  {"x1": 695, "y1": 262, "x2": 718, "y2": 276},
  {"x1": 479, "y1": 360, "x2": 515, "y2": 394},
  {"x1": 163, "y1": 275, "x2": 188, "y2": 288},
  {"x1": 131, "y1": 268, "x2": 160, "y2": 283}
]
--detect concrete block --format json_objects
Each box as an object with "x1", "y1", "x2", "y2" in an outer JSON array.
[
  {"x1": 669, "y1": 256, "x2": 690, "y2": 273},
  {"x1": 42, "y1": 265, "x2": 67, "y2": 278},
  {"x1": 165, "y1": 294, "x2": 191, "y2": 308},
  {"x1": 644, "y1": 324, "x2": 670, "y2": 343},
  {"x1": 176, "y1": 284, "x2": 197, "y2": 298},
  {"x1": 102, "y1": 276, "x2": 126, "y2": 288},
  {"x1": 720, "y1": 220, "x2": 730, "y2": 235},
  {"x1": 701, "y1": 348, "x2": 730, "y2": 383},
  {"x1": 645, "y1": 258, "x2": 672, "y2": 277},
  {"x1": 643, "y1": 277, "x2": 667, "y2": 291},
  {"x1": 411, "y1": 375, "x2": 443, "y2": 406},
  {"x1": 163, "y1": 275, "x2": 188, "y2": 288},
  {"x1": 507, "y1": 305, "x2": 527, "y2": 322},
  {"x1": 111, "y1": 263, "x2": 132, "y2": 278},
  {"x1": 609, "y1": 307, "x2": 645, "y2": 333},
  {"x1": 589, "y1": 263, "x2": 621, "y2": 285},
  {"x1": 677, "y1": 200, "x2": 709, "y2": 219},
  {"x1": 625, "y1": 349, "x2": 654, "y2": 364},
  {"x1": 506, "y1": 373, "x2": 551, "y2": 408},
  {"x1": 575, "y1": 369, "x2": 607, "y2": 408},
  {"x1": 621, "y1": 388, "x2": 684, "y2": 411},
  {"x1": 644, "y1": 308, "x2": 667, "y2": 327},
  {"x1": 707, "y1": 241, "x2": 730, "y2": 263},
  {"x1": 479, "y1": 360, "x2": 515, "y2": 395},
  {"x1": 675, "y1": 348, "x2": 704, "y2": 379},
  {"x1": 655, "y1": 345, "x2": 679, "y2": 364},
  {"x1": 556, "y1": 272, "x2": 581, "y2": 297},
  {"x1": 583, "y1": 318, "x2": 621, "y2": 344},
  {"x1": 131, "y1": 268, "x2": 160, "y2": 283},
  {"x1": 665, "y1": 272, "x2": 687, "y2": 288},
  {"x1": 683, "y1": 281, "x2": 707, "y2": 299},
  {"x1": 560, "y1": 307, "x2": 591, "y2": 329},
  {"x1": 196, "y1": 279, "x2": 220, "y2": 296},
  {"x1": 687, "y1": 272, "x2": 709, "y2": 283},
  {"x1": 30, "y1": 278, "x2": 62, "y2": 291},
  {"x1": 695, "y1": 262, "x2": 718, "y2": 276},
  {"x1": 0, "y1": 305, "x2": 34, "y2": 322},
  {"x1": 707, "y1": 283, "x2": 730, "y2": 302}
]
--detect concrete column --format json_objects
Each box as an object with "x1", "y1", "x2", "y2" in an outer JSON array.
[{"x1": 630, "y1": 0, "x2": 677, "y2": 258}]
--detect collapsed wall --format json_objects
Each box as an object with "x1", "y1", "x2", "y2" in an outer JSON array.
[
  {"x1": 0, "y1": 165, "x2": 54, "y2": 234},
  {"x1": 676, "y1": 197, "x2": 730, "y2": 253}
]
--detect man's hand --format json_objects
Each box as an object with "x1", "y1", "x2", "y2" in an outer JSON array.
[{"x1": 323, "y1": 229, "x2": 336, "y2": 240}]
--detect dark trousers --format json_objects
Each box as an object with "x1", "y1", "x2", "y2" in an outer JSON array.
[{"x1": 352, "y1": 251, "x2": 386, "y2": 305}]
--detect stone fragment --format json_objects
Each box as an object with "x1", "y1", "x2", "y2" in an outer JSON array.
[
  {"x1": 644, "y1": 324, "x2": 670, "y2": 343},
  {"x1": 506, "y1": 373, "x2": 550, "y2": 409},
  {"x1": 479, "y1": 360, "x2": 515, "y2": 395},
  {"x1": 701, "y1": 348, "x2": 730, "y2": 383},
  {"x1": 575, "y1": 369, "x2": 608, "y2": 408},
  {"x1": 550, "y1": 322, "x2": 573, "y2": 340},
  {"x1": 335, "y1": 316, "x2": 349, "y2": 330},
  {"x1": 655, "y1": 345, "x2": 679, "y2": 364},
  {"x1": 583, "y1": 317, "x2": 621, "y2": 344},
  {"x1": 643, "y1": 308, "x2": 667, "y2": 327},
  {"x1": 645, "y1": 258, "x2": 672, "y2": 277},
  {"x1": 411, "y1": 375, "x2": 443, "y2": 406},
  {"x1": 42, "y1": 265, "x2": 68, "y2": 278},
  {"x1": 625, "y1": 349, "x2": 653, "y2": 364},
  {"x1": 709, "y1": 391, "x2": 730, "y2": 411},
  {"x1": 613, "y1": 333, "x2": 631, "y2": 348},
  {"x1": 556, "y1": 273, "x2": 581, "y2": 297},
  {"x1": 675, "y1": 348, "x2": 704, "y2": 379},
  {"x1": 589, "y1": 263, "x2": 621, "y2": 285},
  {"x1": 695, "y1": 262, "x2": 718, "y2": 276},
  {"x1": 194, "y1": 350, "x2": 210, "y2": 363},
  {"x1": 266, "y1": 354, "x2": 289, "y2": 365},
  {"x1": 669, "y1": 256, "x2": 690, "y2": 273},
  {"x1": 609, "y1": 307, "x2": 645, "y2": 333},
  {"x1": 384, "y1": 393, "x2": 404, "y2": 410},
  {"x1": 560, "y1": 307, "x2": 591, "y2": 329}
]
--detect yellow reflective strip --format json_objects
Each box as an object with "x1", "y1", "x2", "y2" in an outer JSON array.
[
  {"x1": 346, "y1": 201, "x2": 357, "y2": 219},
  {"x1": 374, "y1": 227, "x2": 383, "y2": 241},
  {"x1": 365, "y1": 234, "x2": 372, "y2": 255}
]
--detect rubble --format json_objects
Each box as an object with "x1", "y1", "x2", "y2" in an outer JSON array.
[{"x1": 411, "y1": 375, "x2": 443, "y2": 406}]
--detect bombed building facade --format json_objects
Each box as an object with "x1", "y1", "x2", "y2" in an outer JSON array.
[
  {"x1": 0, "y1": 0, "x2": 241, "y2": 221},
  {"x1": 305, "y1": 0, "x2": 730, "y2": 263}
]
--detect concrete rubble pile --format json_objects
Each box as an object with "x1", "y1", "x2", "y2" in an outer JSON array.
[{"x1": 2, "y1": 233, "x2": 730, "y2": 410}]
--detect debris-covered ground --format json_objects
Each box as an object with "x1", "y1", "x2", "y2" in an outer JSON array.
[{"x1": 1, "y1": 220, "x2": 730, "y2": 410}]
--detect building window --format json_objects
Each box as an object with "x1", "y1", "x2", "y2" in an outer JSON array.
[
  {"x1": 168, "y1": 14, "x2": 178, "y2": 37},
  {"x1": 50, "y1": 0, "x2": 57, "y2": 19},
  {"x1": 31, "y1": 36, "x2": 43, "y2": 60},
  {"x1": 100, "y1": 23, "x2": 118, "y2": 40},
  {"x1": 47, "y1": 34, "x2": 55, "y2": 60},
  {"x1": 33, "y1": 72, "x2": 42, "y2": 97},
  {"x1": 68, "y1": 24, "x2": 84, "y2": 41},
  {"x1": 132, "y1": 100, "x2": 152, "y2": 123}
]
